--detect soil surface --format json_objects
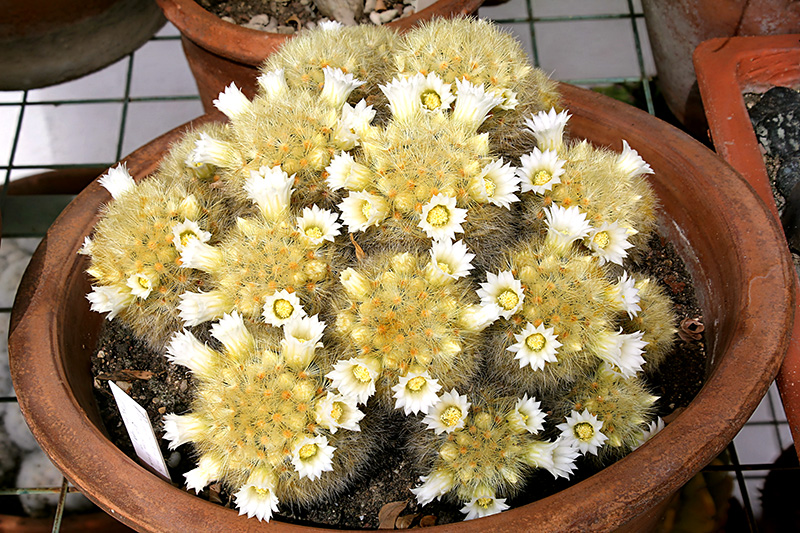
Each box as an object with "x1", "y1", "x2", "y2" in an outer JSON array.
[
  {"x1": 91, "y1": 231, "x2": 706, "y2": 529},
  {"x1": 196, "y1": 0, "x2": 412, "y2": 32}
]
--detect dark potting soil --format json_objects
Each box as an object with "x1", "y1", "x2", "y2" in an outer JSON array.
[
  {"x1": 195, "y1": 0, "x2": 410, "y2": 30},
  {"x1": 90, "y1": 231, "x2": 706, "y2": 529}
]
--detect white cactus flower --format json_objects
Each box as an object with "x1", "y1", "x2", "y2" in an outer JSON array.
[
  {"x1": 325, "y1": 152, "x2": 372, "y2": 191},
  {"x1": 213, "y1": 82, "x2": 251, "y2": 120},
  {"x1": 595, "y1": 328, "x2": 647, "y2": 378},
  {"x1": 411, "y1": 469, "x2": 454, "y2": 506},
  {"x1": 461, "y1": 492, "x2": 510, "y2": 520},
  {"x1": 339, "y1": 267, "x2": 372, "y2": 299},
  {"x1": 179, "y1": 239, "x2": 223, "y2": 273},
  {"x1": 187, "y1": 132, "x2": 241, "y2": 169},
  {"x1": 517, "y1": 147, "x2": 566, "y2": 194},
  {"x1": 257, "y1": 68, "x2": 289, "y2": 99},
  {"x1": 380, "y1": 75, "x2": 424, "y2": 122},
  {"x1": 171, "y1": 219, "x2": 212, "y2": 253},
  {"x1": 451, "y1": 78, "x2": 504, "y2": 129},
  {"x1": 507, "y1": 322, "x2": 562, "y2": 371},
  {"x1": 418, "y1": 194, "x2": 467, "y2": 242},
  {"x1": 291, "y1": 435, "x2": 336, "y2": 481},
  {"x1": 314, "y1": 392, "x2": 365, "y2": 434},
  {"x1": 262, "y1": 289, "x2": 305, "y2": 327},
  {"x1": 244, "y1": 165, "x2": 295, "y2": 220},
  {"x1": 320, "y1": 66, "x2": 365, "y2": 109},
  {"x1": 162, "y1": 413, "x2": 206, "y2": 450},
  {"x1": 297, "y1": 205, "x2": 341, "y2": 245},
  {"x1": 184, "y1": 454, "x2": 223, "y2": 494},
  {"x1": 557, "y1": 409, "x2": 608, "y2": 456},
  {"x1": 318, "y1": 19, "x2": 344, "y2": 30},
  {"x1": 507, "y1": 394, "x2": 547, "y2": 434},
  {"x1": 418, "y1": 72, "x2": 455, "y2": 113},
  {"x1": 98, "y1": 163, "x2": 135, "y2": 199},
  {"x1": 632, "y1": 417, "x2": 666, "y2": 451},
  {"x1": 477, "y1": 270, "x2": 525, "y2": 320},
  {"x1": 426, "y1": 239, "x2": 475, "y2": 284},
  {"x1": 164, "y1": 329, "x2": 217, "y2": 377},
  {"x1": 524, "y1": 108, "x2": 571, "y2": 152},
  {"x1": 609, "y1": 271, "x2": 641, "y2": 318},
  {"x1": 211, "y1": 312, "x2": 255, "y2": 356},
  {"x1": 281, "y1": 315, "x2": 326, "y2": 369},
  {"x1": 524, "y1": 438, "x2": 579, "y2": 479},
  {"x1": 544, "y1": 204, "x2": 592, "y2": 250},
  {"x1": 423, "y1": 389, "x2": 471, "y2": 435},
  {"x1": 334, "y1": 99, "x2": 376, "y2": 149},
  {"x1": 338, "y1": 191, "x2": 388, "y2": 232},
  {"x1": 586, "y1": 221, "x2": 634, "y2": 266},
  {"x1": 86, "y1": 285, "x2": 132, "y2": 320},
  {"x1": 177, "y1": 289, "x2": 230, "y2": 326},
  {"x1": 126, "y1": 272, "x2": 155, "y2": 300},
  {"x1": 459, "y1": 303, "x2": 500, "y2": 332},
  {"x1": 78, "y1": 236, "x2": 93, "y2": 256},
  {"x1": 392, "y1": 371, "x2": 443, "y2": 415},
  {"x1": 326, "y1": 357, "x2": 378, "y2": 405},
  {"x1": 233, "y1": 468, "x2": 280, "y2": 522},
  {"x1": 469, "y1": 158, "x2": 520, "y2": 208},
  {"x1": 491, "y1": 86, "x2": 519, "y2": 110},
  {"x1": 617, "y1": 140, "x2": 654, "y2": 179}
]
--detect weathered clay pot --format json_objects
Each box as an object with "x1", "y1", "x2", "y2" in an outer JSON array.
[
  {"x1": 0, "y1": 0, "x2": 165, "y2": 90},
  {"x1": 8, "y1": 84, "x2": 795, "y2": 531},
  {"x1": 694, "y1": 33, "x2": 800, "y2": 461},
  {"x1": 155, "y1": 0, "x2": 484, "y2": 113},
  {"x1": 641, "y1": 0, "x2": 800, "y2": 134}
]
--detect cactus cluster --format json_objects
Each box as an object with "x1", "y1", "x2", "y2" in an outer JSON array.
[{"x1": 84, "y1": 17, "x2": 678, "y2": 523}]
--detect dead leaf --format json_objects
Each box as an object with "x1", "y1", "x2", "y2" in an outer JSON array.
[
  {"x1": 678, "y1": 316, "x2": 704, "y2": 341},
  {"x1": 419, "y1": 515, "x2": 437, "y2": 527},
  {"x1": 208, "y1": 482, "x2": 223, "y2": 504},
  {"x1": 350, "y1": 234, "x2": 365, "y2": 262},
  {"x1": 378, "y1": 500, "x2": 407, "y2": 529},
  {"x1": 285, "y1": 14, "x2": 301, "y2": 27},
  {"x1": 395, "y1": 513, "x2": 418, "y2": 529}
]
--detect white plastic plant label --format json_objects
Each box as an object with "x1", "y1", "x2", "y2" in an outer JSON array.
[{"x1": 109, "y1": 381, "x2": 171, "y2": 481}]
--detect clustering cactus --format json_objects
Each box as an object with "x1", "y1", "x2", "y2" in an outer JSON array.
[{"x1": 83, "y1": 17, "x2": 679, "y2": 523}]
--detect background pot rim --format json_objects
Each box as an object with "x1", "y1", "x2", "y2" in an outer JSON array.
[
  {"x1": 154, "y1": 0, "x2": 485, "y2": 66},
  {"x1": 8, "y1": 82, "x2": 795, "y2": 532}
]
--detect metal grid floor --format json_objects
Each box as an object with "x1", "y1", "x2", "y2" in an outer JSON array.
[{"x1": 0, "y1": 0, "x2": 795, "y2": 530}]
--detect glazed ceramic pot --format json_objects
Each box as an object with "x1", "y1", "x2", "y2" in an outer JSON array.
[
  {"x1": 694, "y1": 33, "x2": 800, "y2": 461},
  {"x1": 8, "y1": 83, "x2": 795, "y2": 531},
  {"x1": 641, "y1": 0, "x2": 800, "y2": 134},
  {"x1": 0, "y1": 0, "x2": 165, "y2": 90},
  {"x1": 155, "y1": 0, "x2": 484, "y2": 113}
]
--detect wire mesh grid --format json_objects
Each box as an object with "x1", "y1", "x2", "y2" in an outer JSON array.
[{"x1": 0, "y1": 0, "x2": 795, "y2": 531}]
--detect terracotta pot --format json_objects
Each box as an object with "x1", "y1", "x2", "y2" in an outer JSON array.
[
  {"x1": 694, "y1": 33, "x2": 800, "y2": 461},
  {"x1": 154, "y1": 0, "x2": 484, "y2": 114},
  {"x1": 8, "y1": 84, "x2": 795, "y2": 532},
  {"x1": 641, "y1": 0, "x2": 800, "y2": 135},
  {"x1": 0, "y1": 0, "x2": 165, "y2": 90}
]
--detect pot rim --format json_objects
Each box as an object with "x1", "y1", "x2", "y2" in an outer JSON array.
[
  {"x1": 8, "y1": 83, "x2": 795, "y2": 532},
  {"x1": 154, "y1": 0, "x2": 485, "y2": 66}
]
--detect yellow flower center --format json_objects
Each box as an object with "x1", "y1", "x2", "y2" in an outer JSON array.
[
  {"x1": 436, "y1": 261, "x2": 452, "y2": 275},
  {"x1": 361, "y1": 200, "x2": 372, "y2": 220},
  {"x1": 483, "y1": 177, "x2": 496, "y2": 197},
  {"x1": 406, "y1": 376, "x2": 427, "y2": 392},
  {"x1": 330, "y1": 402, "x2": 344, "y2": 422},
  {"x1": 520, "y1": 411, "x2": 529, "y2": 422},
  {"x1": 440, "y1": 406, "x2": 462, "y2": 427},
  {"x1": 179, "y1": 230, "x2": 196, "y2": 247},
  {"x1": 273, "y1": 298, "x2": 294, "y2": 320},
  {"x1": 137, "y1": 276, "x2": 151, "y2": 290},
  {"x1": 574, "y1": 421, "x2": 595, "y2": 442},
  {"x1": 477, "y1": 497, "x2": 494, "y2": 509},
  {"x1": 254, "y1": 487, "x2": 271, "y2": 496},
  {"x1": 305, "y1": 226, "x2": 324, "y2": 240},
  {"x1": 426, "y1": 204, "x2": 450, "y2": 227},
  {"x1": 497, "y1": 289, "x2": 519, "y2": 311},
  {"x1": 352, "y1": 364, "x2": 372, "y2": 383},
  {"x1": 420, "y1": 89, "x2": 442, "y2": 111},
  {"x1": 298, "y1": 443, "x2": 318, "y2": 460},
  {"x1": 525, "y1": 332, "x2": 546, "y2": 351},
  {"x1": 533, "y1": 170, "x2": 552, "y2": 186},
  {"x1": 592, "y1": 231, "x2": 610, "y2": 249}
]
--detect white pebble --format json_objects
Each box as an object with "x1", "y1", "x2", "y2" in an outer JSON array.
[
  {"x1": 379, "y1": 8, "x2": 398, "y2": 23},
  {"x1": 365, "y1": 0, "x2": 377, "y2": 13},
  {"x1": 220, "y1": 16, "x2": 236, "y2": 24},
  {"x1": 369, "y1": 10, "x2": 382, "y2": 24},
  {"x1": 249, "y1": 14, "x2": 270, "y2": 25}
]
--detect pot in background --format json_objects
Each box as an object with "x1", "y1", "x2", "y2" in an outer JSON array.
[
  {"x1": 8, "y1": 84, "x2": 795, "y2": 531},
  {"x1": 155, "y1": 0, "x2": 484, "y2": 113},
  {"x1": 694, "y1": 33, "x2": 800, "y2": 461}
]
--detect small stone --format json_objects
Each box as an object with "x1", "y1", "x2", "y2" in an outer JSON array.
[
  {"x1": 276, "y1": 25, "x2": 296, "y2": 34},
  {"x1": 179, "y1": 380, "x2": 188, "y2": 392},
  {"x1": 379, "y1": 8, "x2": 398, "y2": 23},
  {"x1": 97, "y1": 350, "x2": 105, "y2": 359},
  {"x1": 365, "y1": 0, "x2": 377, "y2": 12},
  {"x1": 369, "y1": 10, "x2": 382, "y2": 24},
  {"x1": 115, "y1": 381, "x2": 132, "y2": 394},
  {"x1": 220, "y1": 16, "x2": 236, "y2": 24},
  {"x1": 776, "y1": 155, "x2": 800, "y2": 198},
  {"x1": 306, "y1": 21, "x2": 316, "y2": 29},
  {"x1": 158, "y1": 406, "x2": 166, "y2": 414},
  {"x1": 749, "y1": 87, "x2": 800, "y2": 158},
  {"x1": 167, "y1": 451, "x2": 181, "y2": 468},
  {"x1": 248, "y1": 14, "x2": 271, "y2": 25},
  {"x1": 402, "y1": 5, "x2": 414, "y2": 16}
]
